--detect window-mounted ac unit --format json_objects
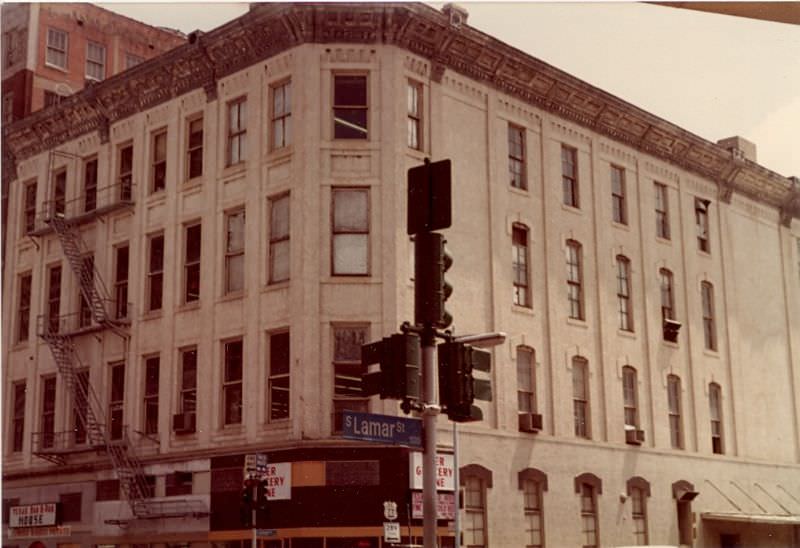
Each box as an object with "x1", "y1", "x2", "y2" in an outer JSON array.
[
  {"x1": 663, "y1": 319, "x2": 682, "y2": 343},
  {"x1": 519, "y1": 413, "x2": 543, "y2": 433},
  {"x1": 625, "y1": 428, "x2": 645, "y2": 445},
  {"x1": 172, "y1": 412, "x2": 196, "y2": 434}
]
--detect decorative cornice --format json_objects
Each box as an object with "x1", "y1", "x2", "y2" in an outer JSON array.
[{"x1": 3, "y1": 2, "x2": 796, "y2": 220}]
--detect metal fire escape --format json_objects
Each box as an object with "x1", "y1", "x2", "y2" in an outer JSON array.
[{"x1": 33, "y1": 149, "x2": 207, "y2": 521}]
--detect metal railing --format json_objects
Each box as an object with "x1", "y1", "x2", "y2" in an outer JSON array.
[
  {"x1": 31, "y1": 179, "x2": 135, "y2": 234},
  {"x1": 36, "y1": 303, "x2": 132, "y2": 337},
  {"x1": 31, "y1": 427, "x2": 108, "y2": 454}
]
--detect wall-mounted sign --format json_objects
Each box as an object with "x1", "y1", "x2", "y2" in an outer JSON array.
[
  {"x1": 7, "y1": 525, "x2": 71, "y2": 539},
  {"x1": 9, "y1": 503, "x2": 57, "y2": 528},
  {"x1": 264, "y1": 462, "x2": 291, "y2": 500},
  {"x1": 409, "y1": 453, "x2": 455, "y2": 491},
  {"x1": 411, "y1": 492, "x2": 455, "y2": 520}
]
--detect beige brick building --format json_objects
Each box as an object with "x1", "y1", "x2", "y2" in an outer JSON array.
[{"x1": 3, "y1": 3, "x2": 800, "y2": 547}]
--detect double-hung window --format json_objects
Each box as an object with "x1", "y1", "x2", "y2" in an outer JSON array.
[
  {"x1": 47, "y1": 264, "x2": 62, "y2": 334},
  {"x1": 268, "y1": 331, "x2": 290, "y2": 421},
  {"x1": 573, "y1": 357, "x2": 589, "y2": 438},
  {"x1": 223, "y1": 339, "x2": 244, "y2": 425},
  {"x1": 660, "y1": 268, "x2": 675, "y2": 322},
  {"x1": 184, "y1": 223, "x2": 201, "y2": 303},
  {"x1": 83, "y1": 157, "x2": 98, "y2": 212},
  {"x1": 271, "y1": 81, "x2": 291, "y2": 149},
  {"x1": 269, "y1": 194, "x2": 290, "y2": 283},
  {"x1": 580, "y1": 483, "x2": 599, "y2": 548},
  {"x1": 118, "y1": 144, "x2": 133, "y2": 201},
  {"x1": 463, "y1": 476, "x2": 488, "y2": 548},
  {"x1": 109, "y1": 363, "x2": 125, "y2": 440},
  {"x1": 227, "y1": 98, "x2": 247, "y2": 166},
  {"x1": 654, "y1": 182, "x2": 670, "y2": 239},
  {"x1": 53, "y1": 169, "x2": 66, "y2": 217},
  {"x1": 12, "y1": 381, "x2": 26, "y2": 452},
  {"x1": 667, "y1": 375, "x2": 683, "y2": 449},
  {"x1": 114, "y1": 244, "x2": 129, "y2": 319},
  {"x1": 332, "y1": 325, "x2": 368, "y2": 432},
  {"x1": 407, "y1": 81, "x2": 422, "y2": 150},
  {"x1": 508, "y1": 124, "x2": 526, "y2": 189},
  {"x1": 151, "y1": 130, "x2": 167, "y2": 193},
  {"x1": 46, "y1": 28, "x2": 67, "y2": 69},
  {"x1": 144, "y1": 356, "x2": 159, "y2": 435},
  {"x1": 701, "y1": 281, "x2": 717, "y2": 351},
  {"x1": 695, "y1": 198, "x2": 711, "y2": 253},
  {"x1": 186, "y1": 117, "x2": 203, "y2": 180},
  {"x1": 516, "y1": 346, "x2": 535, "y2": 415},
  {"x1": 709, "y1": 383, "x2": 724, "y2": 454},
  {"x1": 73, "y1": 371, "x2": 88, "y2": 445},
  {"x1": 23, "y1": 180, "x2": 37, "y2": 234},
  {"x1": 611, "y1": 165, "x2": 627, "y2": 224},
  {"x1": 333, "y1": 75, "x2": 368, "y2": 139},
  {"x1": 622, "y1": 366, "x2": 639, "y2": 430},
  {"x1": 86, "y1": 41, "x2": 105, "y2": 80},
  {"x1": 512, "y1": 225, "x2": 530, "y2": 307},
  {"x1": 616, "y1": 255, "x2": 633, "y2": 331},
  {"x1": 566, "y1": 240, "x2": 584, "y2": 320},
  {"x1": 522, "y1": 477, "x2": 544, "y2": 548},
  {"x1": 332, "y1": 188, "x2": 369, "y2": 276},
  {"x1": 561, "y1": 145, "x2": 578, "y2": 208},
  {"x1": 78, "y1": 255, "x2": 94, "y2": 328},
  {"x1": 147, "y1": 234, "x2": 164, "y2": 311},
  {"x1": 225, "y1": 209, "x2": 245, "y2": 293},
  {"x1": 41, "y1": 377, "x2": 56, "y2": 449},
  {"x1": 180, "y1": 347, "x2": 197, "y2": 414},
  {"x1": 630, "y1": 485, "x2": 648, "y2": 545},
  {"x1": 17, "y1": 273, "x2": 32, "y2": 342}
]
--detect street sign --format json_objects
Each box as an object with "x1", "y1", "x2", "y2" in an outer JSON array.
[
  {"x1": 384, "y1": 522, "x2": 401, "y2": 543},
  {"x1": 244, "y1": 453, "x2": 268, "y2": 482},
  {"x1": 343, "y1": 411, "x2": 423, "y2": 448},
  {"x1": 411, "y1": 492, "x2": 456, "y2": 520},
  {"x1": 256, "y1": 529, "x2": 277, "y2": 538},
  {"x1": 384, "y1": 500, "x2": 398, "y2": 521},
  {"x1": 407, "y1": 159, "x2": 452, "y2": 235}
]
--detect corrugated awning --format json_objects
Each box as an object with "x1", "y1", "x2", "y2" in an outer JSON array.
[
  {"x1": 700, "y1": 479, "x2": 800, "y2": 526},
  {"x1": 702, "y1": 512, "x2": 800, "y2": 525}
]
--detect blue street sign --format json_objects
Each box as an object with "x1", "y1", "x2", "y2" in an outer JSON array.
[{"x1": 343, "y1": 411, "x2": 423, "y2": 448}]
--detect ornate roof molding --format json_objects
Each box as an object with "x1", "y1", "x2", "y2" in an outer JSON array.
[{"x1": 3, "y1": 2, "x2": 796, "y2": 221}]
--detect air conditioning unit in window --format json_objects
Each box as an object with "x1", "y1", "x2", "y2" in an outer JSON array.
[
  {"x1": 663, "y1": 319, "x2": 682, "y2": 343},
  {"x1": 518, "y1": 413, "x2": 543, "y2": 433},
  {"x1": 625, "y1": 428, "x2": 645, "y2": 445},
  {"x1": 172, "y1": 412, "x2": 196, "y2": 434}
]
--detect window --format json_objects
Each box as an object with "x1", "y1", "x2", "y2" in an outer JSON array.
[
  {"x1": 268, "y1": 331, "x2": 290, "y2": 421},
  {"x1": 180, "y1": 347, "x2": 198, "y2": 414},
  {"x1": 43, "y1": 90, "x2": 61, "y2": 108},
  {"x1": 654, "y1": 182, "x2": 670, "y2": 239},
  {"x1": 125, "y1": 52, "x2": 143, "y2": 69},
  {"x1": 561, "y1": 145, "x2": 578, "y2": 208},
  {"x1": 118, "y1": 143, "x2": 133, "y2": 201},
  {"x1": 46, "y1": 28, "x2": 68, "y2": 69},
  {"x1": 5, "y1": 30, "x2": 19, "y2": 67},
  {"x1": 579, "y1": 484, "x2": 598, "y2": 548},
  {"x1": 147, "y1": 234, "x2": 165, "y2": 311},
  {"x1": 566, "y1": 240, "x2": 584, "y2": 320},
  {"x1": 72, "y1": 370, "x2": 88, "y2": 445},
  {"x1": 109, "y1": 363, "x2": 125, "y2": 440},
  {"x1": 86, "y1": 41, "x2": 105, "y2": 80},
  {"x1": 572, "y1": 357, "x2": 589, "y2": 438},
  {"x1": 332, "y1": 326, "x2": 368, "y2": 432},
  {"x1": 660, "y1": 268, "x2": 675, "y2": 322},
  {"x1": 2, "y1": 91, "x2": 13, "y2": 124},
  {"x1": 701, "y1": 281, "x2": 717, "y2": 351},
  {"x1": 151, "y1": 129, "x2": 167, "y2": 193},
  {"x1": 709, "y1": 382, "x2": 723, "y2": 454},
  {"x1": 513, "y1": 225, "x2": 530, "y2": 307},
  {"x1": 407, "y1": 80, "x2": 422, "y2": 150},
  {"x1": 520, "y1": 473, "x2": 545, "y2": 548},
  {"x1": 269, "y1": 194, "x2": 290, "y2": 283},
  {"x1": 333, "y1": 74, "x2": 368, "y2": 139},
  {"x1": 166, "y1": 471, "x2": 193, "y2": 496},
  {"x1": 186, "y1": 117, "x2": 203, "y2": 180},
  {"x1": 223, "y1": 339, "x2": 244, "y2": 425},
  {"x1": 517, "y1": 346, "x2": 535, "y2": 414},
  {"x1": 59, "y1": 492, "x2": 82, "y2": 522},
  {"x1": 628, "y1": 480, "x2": 649, "y2": 545},
  {"x1": 41, "y1": 377, "x2": 56, "y2": 449},
  {"x1": 47, "y1": 264, "x2": 62, "y2": 333},
  {"x1": 143, "y1": 356, "x2": 159, "y2": 435},
  {"x1": 616, "y1": 255, "x2": 633, "y2": 331},
  {"x1": 667, "y1": 375, "x2": 683, "y2": 449},
  {"x1": 78, "y1": 255, "x2": 94, "y2": 328},
  {"x1": 622, "y1": 366, "x2": 639, "y2": 429},
  {"x1": 508, "y1": 124, "x2": 526, "y2": 189},
  {"x1": 184, "y1": 223, "x2": 201, "y2": 303},
  {"x1": 225, "y1": 209, "x2": 245, "y2": 293},
  {"x1": 114, "y1": 244, "x2": 129, "y2": 319},
  {"x1": 23, "y1": 180, "x2": 36, "y2": 234},
  {"x1": 53, "y1": 169, "x2": 66, "y2": 217},
  {"x1": 83, "y1": 157, "x2": 98, "y2": 212},
  {"x1": 11, "y1": 382, "x2": 25, "y2": 452},
  {"x1": 16, "y1": 273, "x2": 32, "y2": 342},
  {"x1": 96, "y1": 479, "x2": 120, "y2": 501},
  {"x1": 271, "y1": 81, "x2": 291, "y2": 149},
  {"x1": 695, "y1": 198, "x2": 710, "y2": 253},
  {"x1": 611, "y1": 165, "x2": 627, "y2": 224},
  {"x1": 463, "y1": 476, "x2": 487, "y2": 548},
  {"x1": 227, "y1": 97, "x2": 247, "y2": 166},
  {"x1": 332, "y1": 188, "x2": 369, "y2": 275}
]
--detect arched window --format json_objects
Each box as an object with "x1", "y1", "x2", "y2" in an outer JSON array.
[
  {"x1": 626, "y1": 477, "x2": 651, "y2": 545},
  {"x1": 574, "y1": 473, "x2": 602, "y2": 548},
  {"x1": 519, "y1": 468, "x2": 548, "y2": 548},
  {"x1": 709, "y1": 383, "x2": 724, "y2": 454},
  {"x1": 461, "y1": 464, "x2": 493, "y2": 548}
]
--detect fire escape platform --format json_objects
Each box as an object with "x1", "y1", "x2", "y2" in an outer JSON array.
[
  {"x1": 28, "y1": 200, "x2": 134, "y2": 237},
  {"x1": 104, "y1": 499, "x2": 211, "y2": 524}
]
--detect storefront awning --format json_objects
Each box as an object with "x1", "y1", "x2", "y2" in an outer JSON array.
[
  {"x1": 702, "y1": 512, "x2": 800, "y2": 525},
  {"x1": 700, "y1": 479, "x2": 800, "y2": 526}
]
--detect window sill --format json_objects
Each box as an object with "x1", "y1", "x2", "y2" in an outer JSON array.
[
  {"x1": 511, "y1": 304, "x2": 534, "y2": 316},
  {"x1": 11, "y1": 340, "x2": 30, "y2": 352},
  {"x1": 182, "y1": 178, "x2": 204, "y2": 192},
  {"x1": 327, "y1": 274, "x2": 373, "y2": 282},
  {"x1": 141, "y1": 310, "x2": 164, "y2": 321},
  {"x1": 221, "y1": 162, "x2": 247, "y2": 181},
  {"x1": 216, "y1": 424, "x2": 245, "y2": 439},
  {"x1": 697, "y1": 248, "x2": 712, "y2": 258},
  {"x1": 177, "y1": 301, "x2": 201, "y2": 313},
  {"x1": 264, "y1": 280, "x2": 290, "y2": 292},
  {"x1": 146, "y1": 191, "x2": 167, "y2": 205},
  {"x1": 655, "y1": 235, "x2": 672, "y2": 245},
  {"x1": 703, "y1": 348, "x2": 720, "y2": 359},
  {"x1": 44, "y1": 62, "x2": 69, "y2": 73},
  {"x1": 266, "y1": 145, "x2": 293, "y2": 163},
  {"x1": 261, "y1": 419, "x2": 291, "y2": 430},
  {"x1": 509, "y1": 185, "x2": 529, "y2": 197},
  {"x1": 566, "y1": 317, "x2": 588, "y2": 329},
  {"x1": 661, "y1": 339, "x2": 680, "y2": 350},
  {"x1": 617, "y1": 329, "x2": 636, "y2": 339},
  {"x1": 218, "y1": 291, "x2": 246, "y2": 303},
  {"x1": 561, "y1": 203, "x2": 582, "y2": 215},
  {"x1": 611, "y1": 221, "x2": 630, "y2": 231}
]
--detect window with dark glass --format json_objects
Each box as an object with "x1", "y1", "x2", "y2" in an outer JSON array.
[
  {"x1": 709, "y1": 383, "x2": 723, "y2": 454},
  {"x1": 561, "y1": 145, "x2": 578, "y2": 208},
  {"x1": 654, "y1": 182, "x2": 670, "y2": 240},
  {"x1": 47, "y1": 264, "x2": 62, "y2": 333},
  {"x1": 580, "y1": 483, "x2": 598, "y2": 548},
  {"x1": 573, "y1": 357, "x2": 589, "y2": 438},
  {"x1": 332, "y1": 326, "x2": 368, "y2": 432},
  {"x1": 695, "y1": 198, "x2": 710, "y2": 253},
  {"x1": 660, "y1": 268, "x2": 675, "y2": 322},
  {"x1": 622, "y1": 366, "x2": 639, "y2": 429},
  {"x1": 187, "y1": 117, "x2": 203, "y2": 179},
  {"x1": 667, "y1": 375, "x2": 683, "y2": 449},
  {"x1": 78, "y1": 255, "x2": 94, "y2": 328},
  {"x1": 148, "y1": 234, "x2": 164, "y2": 311},
  {"x1": 83, "y1": 157, "x2": 98, "y2": 212},
  {"x1": 151, "y1": 129, "x2": 167, "y2": 193},
  {"x1": 269, "y1": 193, "x2": 290, "y2": 283},
  {"x1": 115, "y1": 244, "x2": 129, "y2": 319},
  {"x1": 513, "y1": 225, "x2": 530, "y2": 307},
  {"x1": 72, "y1": 370, "x2": 88, "y2": 445},
  {"x1": 332, "y1": 188, "x2": 369, "y2": 276},
  {"x1": 184, "y1": 223, "x2": 201, "y2": 303},
  {"x1": 566, "y1": 240, "x2": 584, "y2": 320},
  {"x1": 12, "y1": 382, "x2": 25, "y2": 452},
  {"x1": 225, "y1": 209, "x2": 245, "y2": 293},
  {"x1": 271, "y1": 81, "x2": 291, "y2": 149},
  {"x1": 41, "y1": 377, "x2": 56, "y2": 449},
  {"x1": 59, "y1": 492, "x2": 82, "y2": 522},
  {"x1": 227, "y1": 98, "x2": 247, "y2": 166},
  {"x1": 517, "y1": 346, "x2": 535, "y2": 414},
  {"x1": 23, "y1": 180, "x2": 36, "y2": 234},
  {"x1": 180, "y1": 347, "x2": 198, "y2": 414},
  {"x1": 269, "y1": 331, "x2": 290, "y2": 421},
  {"x1": 508, "y1": 124, "x2": 526, "y2": 189},
  {"x1": 43, "y1": 90, "x2": 61, "y2": 108},
  {"x1": 616, "y1": 255, "x2": 633, "y2": 331},
  {"x1": 224, "y1": 339, "x2": 244, "y2": 425},
  {"x1": 333, "y1": 75, "x2": 368, "y2": 139},
  {"x1": 17, "y1": 273, "x2": 32, "y2": 342},
  {"x1": 109, "y1": 362, "x2": 125, "y2": 440},
  {"x1": 118, "y1": 143, "x2": 133, "y2": 201},
  {"x1": 407, "y1": 81, "x2": 422, "y2": 150},
  {"x1": 701, "y1": 281, "x2": 717, "y2": 351},
  {"x1": 611, "y1": 165, "x2": 627, "y2": 224},
  {"x1": 143, "y1": 356, "x2": 159, "y2": 435},
  {"x1": 53, "y1": 169, "x2": 66, "y2": 217}
]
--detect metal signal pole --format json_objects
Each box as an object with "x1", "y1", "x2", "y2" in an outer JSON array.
[{"x1": 422, "y1": 326, "x2": 439, "y2": 548}]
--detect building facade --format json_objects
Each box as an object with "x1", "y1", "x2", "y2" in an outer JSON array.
[{"x1": 3, "y1": 3, "x2": 800, "y2": 547}]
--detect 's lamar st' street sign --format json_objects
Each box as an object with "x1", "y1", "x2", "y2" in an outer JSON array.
[{"x1": 343, "y1": 411, "x2": 423, "y2": 448}]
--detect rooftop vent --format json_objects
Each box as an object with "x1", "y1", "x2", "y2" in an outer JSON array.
[
  {"x1": 443, "y1": 3, "x2": 469, "y2": 27},
  {"x1": 717, "y1": 136, "x2": 757, "y2": 163}
]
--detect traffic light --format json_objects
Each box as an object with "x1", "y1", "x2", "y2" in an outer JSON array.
[
  {"x1": 415, "y1": 231, "x2": 453, "y2": 329},
  {"x1": 437, "y1": 341, "x2": 492, "y2": 422},
  {"x1": 240, "y1": 487, "x2": 253, "y2": 526},
  {"x1": 361, "y1": 333, "x2": 421, "y2": 401},
  {"x1": 255, "y1": 481, "x2": 270, "y2": 513}
]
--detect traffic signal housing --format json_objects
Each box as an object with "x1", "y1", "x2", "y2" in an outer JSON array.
[
  {"x1": 361, "y1": 333, "x2": 421, "y2": 401},
  {"x1": 437, "y1": 341, "x2": 492, "y2": 422},
  {"x1": 415, "y1": 231, "x2": 453, "y2": 329}
]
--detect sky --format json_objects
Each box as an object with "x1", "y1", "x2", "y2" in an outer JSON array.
[{"x1": 98, "y1": 1, "x2": 800, "y2": 177}]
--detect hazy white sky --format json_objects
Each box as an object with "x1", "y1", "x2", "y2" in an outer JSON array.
[{"x1": 99, "y1": 1, "x2": 800, "y2": 177}]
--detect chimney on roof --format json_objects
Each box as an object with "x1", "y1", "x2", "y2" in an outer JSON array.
[
  {"x1": 443, "y1": 3, "x2": 469, "y2": 27},
  {"x1": 717, "y1": 136, "x2": 757, "y2": 163}
]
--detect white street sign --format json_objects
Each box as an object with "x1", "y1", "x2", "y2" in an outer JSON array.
[{"x1": 384, "y1": 522, "x2": 401, "y2": 543}]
